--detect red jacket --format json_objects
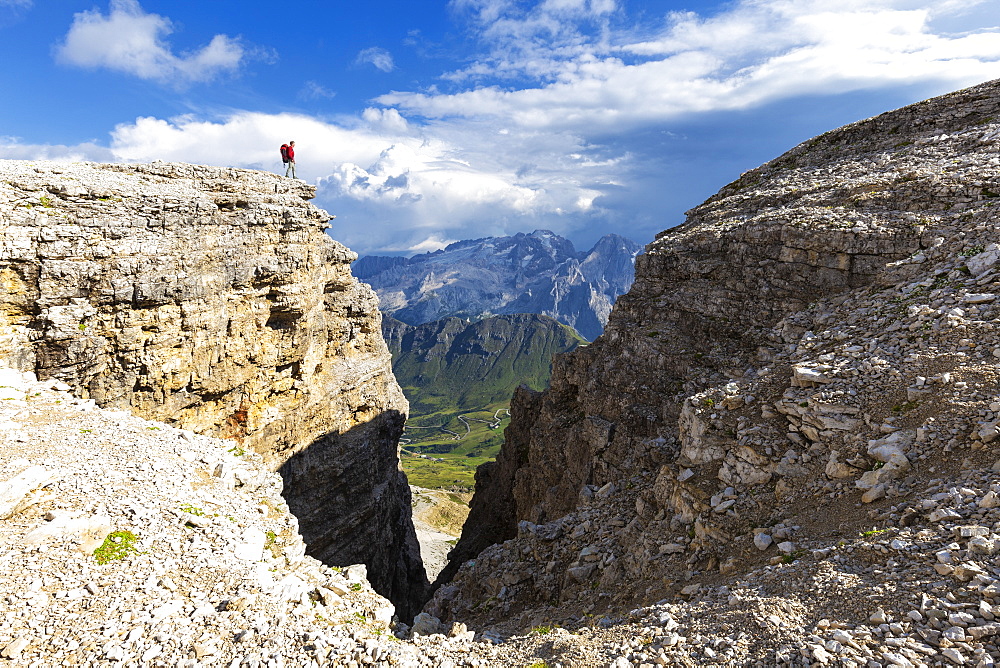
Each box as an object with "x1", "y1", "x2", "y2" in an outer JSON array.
[{"x1": 286, "y1": 145, "x2": 294, "y2": 161}]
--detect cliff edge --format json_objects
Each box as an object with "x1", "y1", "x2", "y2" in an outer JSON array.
[{"x1": 0, "y1": 161, "x2": 427, "y2": 618}]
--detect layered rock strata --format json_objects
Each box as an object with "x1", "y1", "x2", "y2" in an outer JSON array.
[
  {"x1": 431, "y1": 76, "x2": 1000, "y2": 656},
  {"x1": 0, "y1": 161, "x2": 426, "y2": 617}
]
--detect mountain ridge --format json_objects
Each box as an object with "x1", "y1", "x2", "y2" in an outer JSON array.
[
  {"x1": 384, "y1": 313, "x2": 584, "y2": 413},
  {"x1": 356, "y1": 230, "x2": 641, "y2": 341},
  {"x1": 384, "y1": 313, "x2": 583, "y2": 489}
]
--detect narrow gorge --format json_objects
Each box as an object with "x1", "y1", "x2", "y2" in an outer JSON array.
[{"x1": 0, "y1": 161, "x2": 427, "y2": 619}]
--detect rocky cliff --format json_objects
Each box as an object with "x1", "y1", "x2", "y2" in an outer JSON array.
[
  {"x1": 356, "y1": 230, "x2": 642, "y2": 341},
  {"x1": 426, "y1": 79, "x2": 1000, "y2": 663},
  {"x1": 0, "y1": 161, "x2": 426, "y2": 618}
]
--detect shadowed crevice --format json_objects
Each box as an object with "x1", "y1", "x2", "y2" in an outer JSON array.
[{"x1": 278, "y1": 408, "x2": 429, "y2": 621}]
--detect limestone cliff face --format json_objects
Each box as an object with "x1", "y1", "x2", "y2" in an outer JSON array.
[
  {"x1": 435, "y1": 80, "x2": 1000, "y2": 610},
  {"x1": 0, "y1": 160, "x2": 426, "y2": 617}
]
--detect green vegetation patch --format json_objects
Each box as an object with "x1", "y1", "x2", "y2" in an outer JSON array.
[
  {"x1": 93, "y1": 530, "x2": 141, "y2": 565},
  {"x1": 180, "y1": 503, "x2": 204, "y2": 516}
]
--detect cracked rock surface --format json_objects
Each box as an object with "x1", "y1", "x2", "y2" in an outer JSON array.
[{"x1": 0, "y1": 366, "x2": 549, "y2": 667}]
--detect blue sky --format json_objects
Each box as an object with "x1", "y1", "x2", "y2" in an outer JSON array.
[{"x1": 2, "y1": 0, "x2": 999, "y2": 256}]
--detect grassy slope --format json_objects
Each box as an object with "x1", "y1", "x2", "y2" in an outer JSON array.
[{"x1": 384, "y1": 314, "x2": 583, "y2": 489}]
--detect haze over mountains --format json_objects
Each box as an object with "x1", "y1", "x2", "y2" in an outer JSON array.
[{"x1": 355, "y1": 230, "x2": 642, "y2": 341}]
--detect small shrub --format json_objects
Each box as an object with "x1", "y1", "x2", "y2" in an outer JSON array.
[
  {"x1": 93, "y1": 530, "x2": 141, "y2": 564},
  {"x1": 860, "y1": 528, "x2": 889, "y2": 538},
  {"x1": 960, "y1": 244, "x2": 986, "y2": 257},
  {"x1": 781, "y1": 549, "x2": 806, "y2": 564}
]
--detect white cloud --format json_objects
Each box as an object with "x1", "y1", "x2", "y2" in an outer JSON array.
[
  {"x1": 11, "y1": 0, "x2": 1000, "y2": 257},
  {"x1": 300, "y1": 81, "x2": 337, "y2": 100},
  {"x1": 356, "y1": 47, "x2": 395, "y2": 72},
  {"x1": 0, "y1": 0, "x2": 32, "y2": 7},
  {"x1": 361, "y1": 108, "x2": 410, "y2": 134},
  {"x1": 382, "y1": 0, "x2": 1000, "y2": 131},
  {"x1": 0, "y1": 137, "x2": 113, "y2": 162},
  {"x1": 0, "y1": 109, "x2": 613, "y2": 254},
  {"x1": 56, "y1": 0, "x2": 247, "y2": 84},
  {"x1": 404, "y1": 236, "x2": 462, "y2": 253}
]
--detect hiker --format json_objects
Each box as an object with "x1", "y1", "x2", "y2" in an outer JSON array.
[{"x1": 280, "y1": 141, "x2": 297, "y2": 178}]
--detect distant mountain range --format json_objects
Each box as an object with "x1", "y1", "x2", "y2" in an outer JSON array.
[{"x1": 355, "y1": 230, "x2": 642, "y2": 341}]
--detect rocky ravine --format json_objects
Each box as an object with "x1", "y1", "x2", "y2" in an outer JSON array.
[
  {"x1": 0, "y1": 161, "x2": 426, "y2": 618},
  {"x1": 427, "y1": 80, "x2": 1000, "y2": 664}
]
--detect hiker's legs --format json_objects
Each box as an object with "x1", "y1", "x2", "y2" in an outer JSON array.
[{"x1": 285, "y1": 161, "x2": 296, "y2": 178}]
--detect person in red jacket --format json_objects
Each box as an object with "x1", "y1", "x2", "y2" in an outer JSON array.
[{"x1": 281, "y1": 140, "x2": 297, "y2": 178}]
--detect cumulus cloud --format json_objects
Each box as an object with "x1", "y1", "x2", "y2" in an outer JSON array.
[
  {"x1": 356, "y1": 47, "x2": 395, "y2": 72},
  {"x1": 56, "y1": 0, "x2": 248, "y2": 84},
  {"x1": 13, "y1": 0, "x2": 1000, "y2": 256},
  {"x1": 4, "y1": 109, "x2": 612, "y2": 253},
  {"x1": 382, "y1": 0, "x2": 1000, "y2": 131}
]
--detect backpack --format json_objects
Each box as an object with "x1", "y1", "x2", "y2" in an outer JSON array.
[{"x1": 280, "y1": 144, "x2": 290, "y2": 163}]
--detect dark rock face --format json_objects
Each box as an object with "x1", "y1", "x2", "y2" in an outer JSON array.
[
  {"x1": 279, "y1": 409, "x2": 428, "y2": 620},
  {"x1": 0, "y1": 161, "x2": 427, "y2": 619},
  {"x1": 435, "y1": 80, "x2": 1000, "y2": 611},
  {"x1": 357, "y1": 230, "x2": 642, "y2": 341}
]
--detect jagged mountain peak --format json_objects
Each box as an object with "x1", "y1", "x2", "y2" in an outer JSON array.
[{"x1": 357, "y1": 230, "x2": 642, "y2": 340}]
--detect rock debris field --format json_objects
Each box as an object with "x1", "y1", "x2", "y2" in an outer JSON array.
[{"x1": 0, "y1": 369, "x2": 490, "y2": 667}]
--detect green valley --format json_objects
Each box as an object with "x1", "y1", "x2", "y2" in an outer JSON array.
[{"x1": 383, "y1": 313, "x2": 583, "y2": 489}]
